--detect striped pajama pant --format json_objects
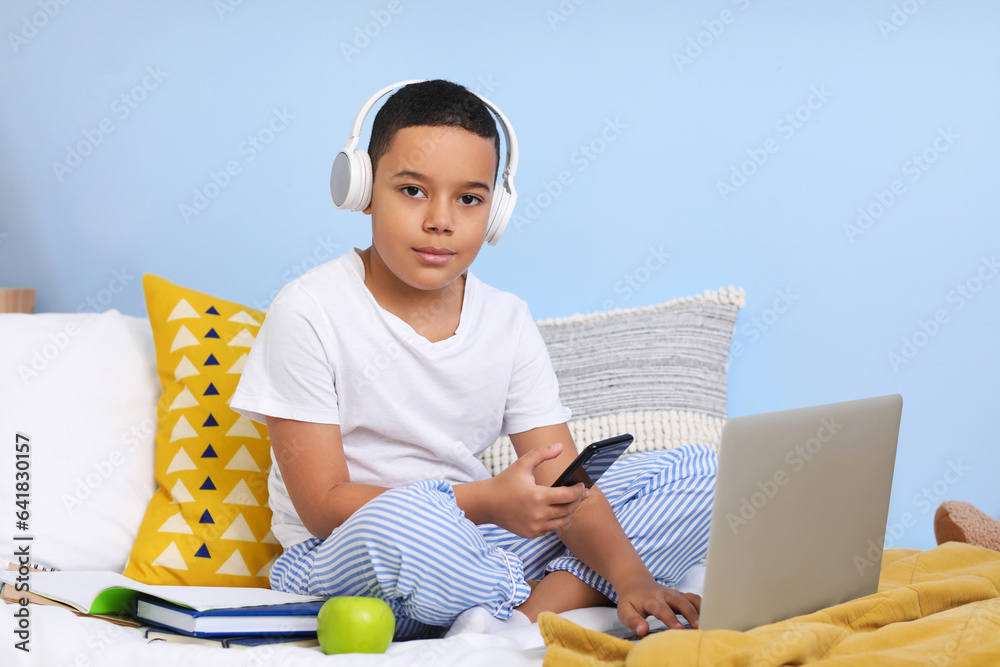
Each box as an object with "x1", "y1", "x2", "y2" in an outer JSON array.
[{"x1": 269, "y1": 444, "x2": 717, "y2": 640}]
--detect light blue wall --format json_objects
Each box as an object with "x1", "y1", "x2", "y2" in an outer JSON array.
[{"x1": 2, "y1": 1, "x2": 998, "y2": 550}]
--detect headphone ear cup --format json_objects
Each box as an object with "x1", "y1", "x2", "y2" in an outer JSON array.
[
  {"x1": 484, "y1": 181, "x2": 516, "y2": 246},
  {"x1": 330, "y1": 149, "x2": 373, "y2": 211},
  {"x1": 356, "y1": 149, "x2": 372, "y2": 211}
]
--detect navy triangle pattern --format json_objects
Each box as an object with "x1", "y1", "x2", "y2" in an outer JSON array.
[
  {"x1": 200, "y1": 477, "x2": 216, "y2": 491},
  {"x1": 195, "y1": 544, "x2": 211, "y2": 558},
  {"x1": 203, "y1": 414, "x2": 219, "y2": 427},
  {"x1": 200, "y1": 510, "x2": 214, "y2": 524},
  {"x1": 204, "y1": 383, "x2": 219, "y2": 396},
  {"x1": 202, "y1": 444, "x2": 217, "y2": 458},
  {"x1": 205, "y1": 328, "x2": 220, "y2": 339},
  {"x1": 204, "y1": 353, "x2": 220, "y2": 366},
  {"x1": 205, "y1": 306, "x2": 220, "y2": 315}
]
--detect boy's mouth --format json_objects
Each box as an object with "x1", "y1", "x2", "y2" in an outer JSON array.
[{"x1": 413, "y1": 247, "x2": 455, "y2": 265}]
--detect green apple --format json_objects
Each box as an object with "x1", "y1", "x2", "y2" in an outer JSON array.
[{"x1": 316, "y1": 596, "x2": 396, "y2": 655}]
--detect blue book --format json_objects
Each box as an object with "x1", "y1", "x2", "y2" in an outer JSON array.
[{"x1": 135, "y1": 594, "x2": 324, "y2": 637}]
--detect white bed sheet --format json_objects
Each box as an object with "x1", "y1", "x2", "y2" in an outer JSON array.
[{"x1": 2, "y1": 565, "x2": 705, "y2": 666}]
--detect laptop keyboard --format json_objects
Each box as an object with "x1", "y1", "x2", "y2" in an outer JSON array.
[{"x1": 605, "y1": 615, "x2": 692, "y2": 641}]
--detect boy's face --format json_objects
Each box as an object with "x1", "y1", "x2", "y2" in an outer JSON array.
[{"x1": 364, "y1": 125, "x2": 496, "y2": 295}]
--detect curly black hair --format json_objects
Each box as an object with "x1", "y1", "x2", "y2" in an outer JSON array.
[{"x1": 367, "y1": 79, "x2": 500, "y2": 178}]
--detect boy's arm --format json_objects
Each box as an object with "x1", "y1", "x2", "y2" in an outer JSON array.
[
  {"x1": 268, "y1": 416, "x2": 587, "y2": 540},
  {"x1": 509, "y1": 423, "x2": 700, "y2": 634},
  {"x1": 266, "y1": 416, "x2": 388, "y2": 539}
]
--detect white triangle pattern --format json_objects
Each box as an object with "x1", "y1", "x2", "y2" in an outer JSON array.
[
  {"x1": 227, "y1": 353, "x2": 248, "y2": 375},
  {"x1": 169, "y1": 387, "x2": 199, "y2": 411},
  {"x1": 151, "y1": 542, "x2": 188, "y2": 570},
  {"x1": 229, "y1": 311, "x2": 261, "y2": 327},
  {"x1": 169, "y1": 416, "x2": 198, "y2": 442},
  {"x1": 151, "y1": 299, "x2": 273, "y2": 580},
  {"x1": 174, "y1": 356, "x2": 199, "y2": 381},
  {"x1": 225, "y1": 445, "x2": 260, "y2": 472},
  {"x1": 158, "y1": 512, "x2": 194, "y2": 535},
  {"x1": 166, "y1": 447, "x2": 198, "y2": 474},
  {"x1": 223, "y1": 479, "x2": 259, "y2": 506},
  {"x1": 220, "y1": 514, "x2": 257, "y2": 542},
  {"x1": 170, "y1": 325, "x2": 200, "y2": 353},
  {"x1": 167, "y1": 299, "x2": 200, "y2": 321},
  {"x1": 170, "y1": 479, "x2": 195, "y2": 503},
  {"x1": 215, "y1": 549, "x2": 251, "y2": 576},
  {"x1": 256, "y1": 554, "x2": 278, "y2": 578},
  {"x1": 226, "y1": 416, "x2": 261, "y2": 439},
  {"x1": 228, "y1": 329, "x2": 255, "y2": 348}
]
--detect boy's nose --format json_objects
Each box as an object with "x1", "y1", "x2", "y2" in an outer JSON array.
[{"x1": 424, "y1": 198, "x2": 454, "y2": 234}]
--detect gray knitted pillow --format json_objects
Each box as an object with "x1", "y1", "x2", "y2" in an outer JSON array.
[{"x1": 479, "y1": 287, "x2": 744, "y2": 476}]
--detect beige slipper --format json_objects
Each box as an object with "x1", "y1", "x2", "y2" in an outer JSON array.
[{"x1": 934, "y1": 501, "x2": 1000, "y2": 552}]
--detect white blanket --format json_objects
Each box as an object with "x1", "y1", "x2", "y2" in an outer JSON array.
[{"x1": 1, "y1": 566, "x2": 704, "y2": 666}]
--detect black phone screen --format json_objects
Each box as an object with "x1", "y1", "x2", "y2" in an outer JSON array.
[{"x1": 551, "y1": 434, "x2": 634, "y2": 488}]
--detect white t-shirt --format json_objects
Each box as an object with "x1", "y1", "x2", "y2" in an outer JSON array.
[{"x1": 231, "y1": 249, "x2": 571, "y2": 548}]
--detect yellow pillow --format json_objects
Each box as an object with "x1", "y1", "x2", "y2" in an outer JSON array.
[{"x1": 124, "y1": 274, "x2": 280, "y2": 587}]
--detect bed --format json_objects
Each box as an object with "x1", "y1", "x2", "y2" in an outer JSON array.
[{"x1": 3, "y1": 277, "x2": 996, "y2": 666}]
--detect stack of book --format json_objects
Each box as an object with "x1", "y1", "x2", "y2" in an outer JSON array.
[{"x1": 0, "y1": 570, "x2": 326, "y2": 649}]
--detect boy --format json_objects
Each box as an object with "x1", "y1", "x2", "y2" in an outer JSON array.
[{"x1": 231, "y1": 80, "x2": 717, "y2": 640}]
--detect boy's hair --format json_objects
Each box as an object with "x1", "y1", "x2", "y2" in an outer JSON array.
[{"x1": 367, "y1": 79, "x2": 500, "y2": 179}]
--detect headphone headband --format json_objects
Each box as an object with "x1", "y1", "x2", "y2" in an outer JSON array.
[{"x1": 330, "y1": 79, "x2": 518, "y2": 246}]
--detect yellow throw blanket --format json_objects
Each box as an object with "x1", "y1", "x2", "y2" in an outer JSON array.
[{"x1": 540, "y1": 542, "x2": 1000, "y2": 666}]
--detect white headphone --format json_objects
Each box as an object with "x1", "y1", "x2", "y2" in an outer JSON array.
[{"x1": 330, "y1": 79, "x2": 519, "y2": 246}]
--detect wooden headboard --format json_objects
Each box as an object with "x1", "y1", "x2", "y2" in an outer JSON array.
[{"x1": 0, "y1": 288, "x2": 35, "y2": 314}]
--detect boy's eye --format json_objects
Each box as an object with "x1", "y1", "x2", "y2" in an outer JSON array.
[
  {"x1": 459, "y1": 194, "x2": 482, "y2": 206},
  {"x1": 402, "y1": 186, "x2": 424, "y2": 198}
]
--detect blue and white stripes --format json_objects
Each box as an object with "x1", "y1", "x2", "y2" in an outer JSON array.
[
  {"x1": 546, "y1": 445, "x2": 717, "y2": 601},
  {"x1": 269, "y1": 444, "x2": 717, "y2": 640}
]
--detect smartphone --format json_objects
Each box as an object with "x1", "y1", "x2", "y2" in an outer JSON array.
[{"x1": 551, "y1": 434, "x2": 634, "y2": 488}]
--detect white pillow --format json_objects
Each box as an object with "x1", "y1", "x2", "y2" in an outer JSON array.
[{"x1": 0, "y1": 311, "x2": 158, "y2": 572}]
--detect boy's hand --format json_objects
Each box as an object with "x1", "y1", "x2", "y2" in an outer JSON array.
[
  {"x1": 487, "y1": 443, "x2": 589, "y2": 538},
  {"x1": 615, "y1": 576, "x2": 701, "y2": 635}
]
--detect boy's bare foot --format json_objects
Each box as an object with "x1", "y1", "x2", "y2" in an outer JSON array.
[{"x1": 515, "y1": 570, "x2": 613, "y2": 622}]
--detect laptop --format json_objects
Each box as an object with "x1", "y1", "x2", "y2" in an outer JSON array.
[
  {"x1": 696, "y1": 394, "x2": 903, "y2": 631},
  {"x1": 609, "y1": 393, "x2": 903, "y2": 638}
]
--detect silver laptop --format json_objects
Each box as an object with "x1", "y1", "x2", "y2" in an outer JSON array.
[{"x1": 697, "y1": 394, "x2": 903, "y2": 631}]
